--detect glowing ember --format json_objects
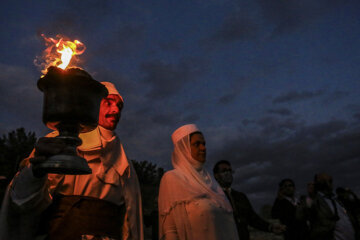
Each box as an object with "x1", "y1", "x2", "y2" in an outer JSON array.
[{"x1": 35, "y1": 34, "x2": 86, "y2": 75}]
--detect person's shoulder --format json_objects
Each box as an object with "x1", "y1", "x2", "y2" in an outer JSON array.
[
  {"x1": 231, "y1": 189, "x2": 249, "y2": 200},
  {"x1": 162, "y1": 169, "x2": 182, "y2": 180},
  {"x1": 231, "y1": 188, "x2": 246, "y2": 197},
  {"x1": 272, "y1": 197, "x2": 285, "y2": 206},
  {"x1": 160, "y1": 169, "x2": 186, "y2": 185}
]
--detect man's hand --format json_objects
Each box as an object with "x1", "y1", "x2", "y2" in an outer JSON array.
[
  {"x1": 30, "y1": 137, "x2": 66, "y2": 178},
  {"x1": 270, "y1": 223, "x2": 286, "y2": 234}
]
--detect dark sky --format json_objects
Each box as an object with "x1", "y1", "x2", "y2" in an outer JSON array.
[{"x1": 1, "y1": 0, "x2": 359, "y2": 210}]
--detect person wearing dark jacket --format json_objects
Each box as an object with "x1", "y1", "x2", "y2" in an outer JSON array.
[
  {"x1": 213, "y1": 160, "x2": 285, "y2": 240},
  {"x1": 271, "y1": 178, "x2": 310, "y2": 240}
]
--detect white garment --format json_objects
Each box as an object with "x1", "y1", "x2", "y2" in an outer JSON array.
[
  {"x1": 318, "y1": 192, "x2": 355, "y2": 240},
  {"x1": 0, "y1": 127, "x2": 143, "y2": 240},
  {"x1": 158, "y1": 124, "x2": 238, "y2": 240}
]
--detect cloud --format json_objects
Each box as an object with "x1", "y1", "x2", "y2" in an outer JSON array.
[
  {"x1": 267, "y1": 108, "x2": 293, "y2": 116},
  {"x1": 322, "y1": 90, "x2": 349, "y2": 104},
  {"x1": 0, "y1": 63, "x2": 44, "y2": 134},
  {"x1": 218, "y1": 93, "x2": 238, "y2": 105},
  {"x1": 36, "y1": 0, "x2": 111, "y2": 38},
  {"x1": 203, "y1": 0, "x2": 351, "y2": 47},
  {"x1": 209, "y1": 118, "x2": 360, "y2": 209},
  {"x1": 256, "y1": 116, "x2": 304, "y2": 140},
  {"x1": 140, "y1": 58, "x2": 205, "y2": 99},
  {"x1": 353, "y1": 113, "x2": 360, "y2": 122},
  {"x1": 345, "y1": 104, "x2": 360, "y2": 112},
  {"x1": 210, "y1": 14, "x2": 259, "y2": 43},
  {"x1": 256, "y1": 0, "x2": 347, "y2": 36},
  {"x1": 92, "y1": 24, "x2": 146, "y2": 57},
  {"x1": 273, "y1": 90, "x2": 324, "y2": 104},
  {"x1": 158, "y1": 40, "x2": 182, "y2": 52}
]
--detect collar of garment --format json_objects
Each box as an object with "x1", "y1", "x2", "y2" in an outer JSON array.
[
  {"x1": 78, "y1": 127, "x2": 103, "y2": 151},
  {"x1": 49, "y1": 127, "x2": 130, "y2": 179},
  {"x1": 284, "y1": 196, "x2": 298, "y2": 206},
  {"x1": 318, "y1": 191, "x2": 335, "y2": 199}
]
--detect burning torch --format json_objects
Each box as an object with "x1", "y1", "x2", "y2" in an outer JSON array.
[{"x1": 35, "y1": 34, "x2": 107, "y2": 175}]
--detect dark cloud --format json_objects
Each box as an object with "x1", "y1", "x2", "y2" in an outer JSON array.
[
  {"x1": 38, "y1": 0, "x2": 111, "y2": 37},
  {"x1": 0, "y1": 63, "x2": 44, "y2": 134},
  {"x1": 210, "y1": 14, "x2": 259, "y2": 43},
  {"x1": 256, "y1": 116, "x2": 304, "y2": 139},
  {"x1": 91, "y1": 24, "x2": 145, "y2": 57},
  {"x1": 218, "y1": 93, "x2": 237, "y2": 105},
  {"x1": 267, "y1": 108, "x2": 293, "y2": 116},
  {"x1": 298, "y1": 120, "x2": 347, "y2": 140},
  {"x1": 158, "y1": 40, "x2": 182, "y2": 52},
  {"x1": 322, "y1": 90, "x2": 349, "y2": 104},
  {"x1": 87, "y1": 66, "x2": 136, "y2": 93},
  {"x1": 151, "y1": 113, "x2": 178, "y2": 125},
  {"x1": 353, "y1": 113, "x2": 360, "y2": 122},
  {"x1": 257, "y1": 0, "x2": 347, "y2": 36},
  {"x1": 209, "y1": 119, "x2": 360, "y2": 209},
  {"x1": 140, "y1": 58, "x2": 205, "y2": 99},
  {"x1": 241, "y1": 119, "x2": 256, "y2": 126},
  {"x1": 345, "y1": 104, "x2": 360, "y2": 112},
  {"x1": 217, "y1": 75, "x2": 250, "y2": 105},
  {"x1": 273, "y1": 90, "x2": 324, "y2": 104},
  {"x1": 204, "y1": 0, "x2": 351, "y2": 47}
]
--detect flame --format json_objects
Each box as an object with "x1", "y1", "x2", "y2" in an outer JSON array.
[{"x1": 36, "y1": 34, "x2": 86, "y2": 75}]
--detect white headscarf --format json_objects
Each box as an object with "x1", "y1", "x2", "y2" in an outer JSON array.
[
  {"x1": 159, "y1": 123, "x2": 232, "y2": 217},
  {"x1": 101, "y1": 81, "x2": 124, "y2": 103}
]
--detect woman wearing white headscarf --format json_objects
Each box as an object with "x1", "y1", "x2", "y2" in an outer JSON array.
[{"x1": 158, "y1": 124, "x2": 239, "y2": 240}]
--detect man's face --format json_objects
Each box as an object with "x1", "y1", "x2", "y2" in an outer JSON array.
[
  {"x1": 307, "y1": 182, "x2": 315, "y2": 195},
  {"x1": 316, "y1": 173, "x2": 333, "y2": 194},
  {"x1": 323, "y1": 175, "x2": 333, "y2": 193},
  {"x1": 98, "y1": 94, "x2": 123, "y2": 130},
  {"x1": 190, "y1": 133, "x2": 206, "y2": 162},
  {"x1": 281, "y1": 181, "x2": 295, "y2": 197},
  {"x1": 214, "y1": 163, "x2": 233, "y2": 188}
]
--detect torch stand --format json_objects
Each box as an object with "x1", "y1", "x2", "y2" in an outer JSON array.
[{"x1": 37, "y1": 66, "x2": 108, "y2": 175}]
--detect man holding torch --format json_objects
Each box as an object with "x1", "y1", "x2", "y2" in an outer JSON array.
[{"x1": 0, "y1": 82, "x2": 143, "y2": 240}]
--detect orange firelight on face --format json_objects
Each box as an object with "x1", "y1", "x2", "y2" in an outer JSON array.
[{"x1": 37, "y1": 34, "x2": 86, "y2": 75}]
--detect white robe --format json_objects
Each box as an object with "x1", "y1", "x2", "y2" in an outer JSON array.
[
  {"x1": 0, "y1": 127, "x2": 143, "y2": 240},
  {"x1": 158, "y1": 124, "x2": 238, "y2": 240}
]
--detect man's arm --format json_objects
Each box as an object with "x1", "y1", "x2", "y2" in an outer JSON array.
[
  {"x1": 9, "y1": 137, "x2": 65, "y2": 213},
  {"x1": 10, "y1": 162, "x2": 51, "y2": 213},
  {"x1": 239, "y1": 192, "x2": 271, "y2": 232},
  {"x1": 237, "y1": 192, "x2": 286, "y2": 234}
]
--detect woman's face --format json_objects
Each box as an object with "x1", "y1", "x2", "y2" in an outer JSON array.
[{"x1": 190, "y1": 132, "x2": 206, "y2": 162}]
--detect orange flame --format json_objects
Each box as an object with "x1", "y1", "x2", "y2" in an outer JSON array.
[{"x1": 36, "y1": 34, "x2": 86, "y2": 75}]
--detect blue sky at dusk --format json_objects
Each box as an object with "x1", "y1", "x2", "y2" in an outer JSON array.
[{"x1": 1, "y1": 0, "x2": 359, "y2": 210}]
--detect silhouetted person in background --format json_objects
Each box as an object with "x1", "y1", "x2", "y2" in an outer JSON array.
[
  {"x1": 336, "y1": 187, "x2": 360, "y2": 239},
  {"x1": 271, "y1": 178, "x2": 309, "y2": 240},
  {"x1": 213, "y1": 160, "x2": 285, "y2": 240},
  {"x1": 306, "y1": 182, "x2": 316, "y2": 208},
  {"x1": 301, "y1": 173, "x2": 358, "y2": 240}
]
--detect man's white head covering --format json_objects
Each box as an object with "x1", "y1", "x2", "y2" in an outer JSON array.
[
  {"x1": 101, "y1": 81, "x2": 124, "y2": 103},
  {"x1": 158, "y1": 124, "x2": 232, "y2": 223}
]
